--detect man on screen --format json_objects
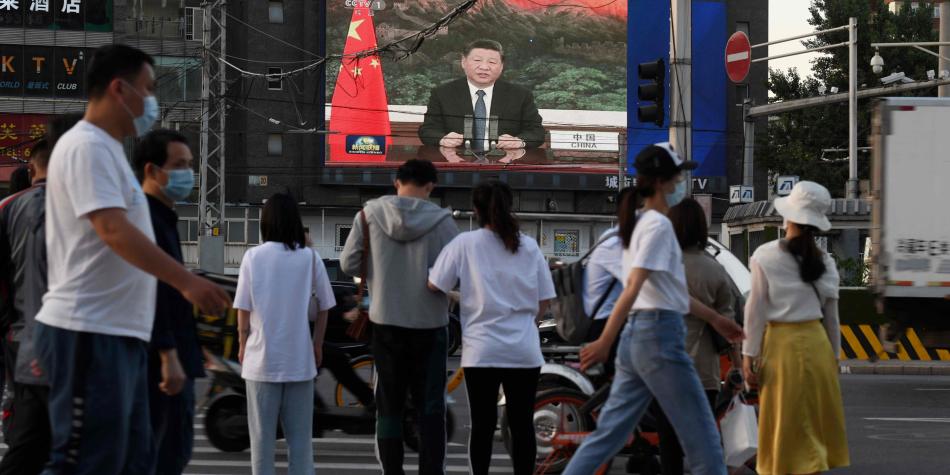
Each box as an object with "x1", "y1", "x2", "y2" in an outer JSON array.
[{"x1": 419, "y1": 40, "x2": 545, "y2": 151}]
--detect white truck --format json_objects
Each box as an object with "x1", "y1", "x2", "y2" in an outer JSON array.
[{"x1": 870, "y1": 97, "x2": 950, "y2": 346}]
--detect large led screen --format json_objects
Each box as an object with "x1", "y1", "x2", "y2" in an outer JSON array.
[{"x1": 324, "y1": 0, "x2": 627, "y2": 173}]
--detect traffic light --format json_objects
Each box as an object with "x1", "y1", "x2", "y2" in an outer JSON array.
[{"x1": 637, "y1": 59, "x2": 665, "y2": 126}]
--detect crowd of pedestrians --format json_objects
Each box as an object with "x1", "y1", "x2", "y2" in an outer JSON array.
[{"x1": 0, "y1": 42, "x2": 851, "y2": 475}]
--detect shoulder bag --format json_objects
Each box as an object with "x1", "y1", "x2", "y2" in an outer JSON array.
[{"x1": 345, "y1": 210, "x2": 372, "y2": 341}]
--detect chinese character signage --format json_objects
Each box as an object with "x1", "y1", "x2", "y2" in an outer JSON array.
[
  {"x1": 0, "y1": 113, "x2": 49, "y2": 164},
  {"x1": 0, "y1": 0, "x2": 110, "y2": 31},
  {"x1": 0, "y1": 44, "x2": 90, "y2": 98}
]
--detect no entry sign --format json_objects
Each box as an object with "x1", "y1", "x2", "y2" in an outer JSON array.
[{"x1": 725, "y1": 31, "x2": 751, "y2": 83}]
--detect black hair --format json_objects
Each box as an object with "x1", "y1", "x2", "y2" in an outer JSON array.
[
  {"x1": 86, "y1": 44, "x2": 155, "y2": 98},
  {"x1": 618, "y1": 169, "x2": 680, "y2": 248},
  {"x1": 47, "y1": 113, "x2": 84, "y2": 150},
  {"x1": 261, "y1": 193, "x2": 307, "y2": 251},
  {"x1": 133, "y1": 129, "x2": 190, "y2": 182},
  {"x1": 9, "y1": 166, "x2": 31, "y2": 194},
  {"x1": 668, "y1": 198, "x2": 708, "y2": 251},
  {"x1": 464, "y1": 39, "x2": 505, "y2": 62},
  {"x1": 29, "y1": 138, "x2": 50, "y2": 170},
  {"x1": 787, "y1": 224, "x2": 827, "y2": 283},
  {"x1": 473, "y1": 180, "x2": 520, "y2": 253},
  {"x1": 396, "y1": 159, "x2": 438, "y2": 187}
]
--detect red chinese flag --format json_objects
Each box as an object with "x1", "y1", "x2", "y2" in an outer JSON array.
[{"x1": 328, "y1": 8, "x2": 391, "y2": 163}]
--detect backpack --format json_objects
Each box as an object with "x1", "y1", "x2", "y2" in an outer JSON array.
[{"x1": 551, "y1": 233, "x2": 619, "y2": 345}]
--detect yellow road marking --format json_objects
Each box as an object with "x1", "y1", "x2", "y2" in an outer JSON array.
[
  {"x1": 841, "y1": 326, "x2": 868, "y2": 360},
  {"x1": 859, "y1": 325, "x2": 890, "y2": 361},
  {"x1": 906, "y1": 328, "x2": 932, "y2": 361}
]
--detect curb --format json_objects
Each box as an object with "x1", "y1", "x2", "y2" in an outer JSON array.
[{"x1": 839, "y1": 361, "x2": 950, "y2": 376}]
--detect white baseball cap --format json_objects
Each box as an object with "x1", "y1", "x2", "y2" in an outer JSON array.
[{"x1": 773, "y1": 181, "x2": 832, "y2": 232}]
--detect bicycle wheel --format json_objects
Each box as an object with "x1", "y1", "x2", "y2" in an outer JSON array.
[
  {"x1": 334, "y1": 354, "x2": 376, "y2": 408},
  {"x1": 502, "y1": 387, "x2": 593, "y2": 474}
]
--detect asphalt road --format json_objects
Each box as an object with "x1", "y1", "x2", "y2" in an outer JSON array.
[{"x1": 3, "y1": 367, "x2": 950, "y2": 474}]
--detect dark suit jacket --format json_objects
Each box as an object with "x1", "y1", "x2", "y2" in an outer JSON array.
[{"x1": 418, "y1": 78, "x2": 546, "y2": 148}]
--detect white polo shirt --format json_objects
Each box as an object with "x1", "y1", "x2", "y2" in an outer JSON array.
[{"x1": 37, "y1": 120, "x2": 157, "y2": 342}]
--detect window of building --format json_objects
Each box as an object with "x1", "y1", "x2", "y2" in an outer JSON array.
[
  {"x1": 268, "y1": 1, "x2": 284, "y2": 24},
  {"x1": 155, "y1": 56, "x2": 202, "y2": 102},
  {"x1": 553, "y1": 230, "x2": 580, "y2": 257},
  {"x1": 267, "y1": 67, "x2": 283, "y2": 90},
  {"x1": 267, "y1": 134, "x2": 283, "y2": 156},
  {"x1": 336, "y1": 224, "x2": 353, "y2": 251}
]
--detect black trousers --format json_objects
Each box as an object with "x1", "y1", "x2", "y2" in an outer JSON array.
[
  {"x1": 372, "y1": 324, "x2": 447, "y2": 475},
  {"x1": 322, "y1": 345, "x2": 375, "y2": 407},
  {"x1": 0, "y1": 382, "x2": 51, "y2": 475},
  {"x1": 464, "y1": 367, "x2": 541, "y2": 475},
  {"x1": 654, "y1": 390, "x2": 720, "y2": 475}
]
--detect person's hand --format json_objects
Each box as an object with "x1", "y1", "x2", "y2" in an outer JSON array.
[
  {"x1": 439, "y1": 132, "x2": 464, "y2": 148},
  {"x1": 580, "y1": 338, "x2": 611, "y2": 372},
  {"x1": 496, "y1": 134, "x2": 526, "y2": 150},
  {"x1": 742, "y1": 355, "x2": 758, "y2": 390},
  {"x1": 711, "y1": 315, "x2": 745, "y2": 343},
  {"x1": 439, "y1": 146, "x2": 465, "y2": 163},
  {"x1": 498, "y1": 148, "x2": 527, "y2": 164},
  {"x1": 159, "y1": 350, "x2": 187, "y2": 396},
  {"x1": 181, "y1": 275, "x2": 231, "y2": 315},
  {"x1": 313, "y1": 343, "x2": 323, "y2": 368},
  {"x1": 238, "y1": 343, "x2": 246, "y2": 365}
]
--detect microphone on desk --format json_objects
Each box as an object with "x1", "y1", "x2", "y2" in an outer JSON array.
[{"x1": 486, "y1": 115, "x2": 506, "y2": 157}]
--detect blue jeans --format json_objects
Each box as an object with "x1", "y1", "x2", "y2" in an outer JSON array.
[
  {"x1": 246, "y1": 379, "x2": 314, "y2": 475},
  {"x1": 563, "y1": 311, "x2": 726, "y2": 475}
]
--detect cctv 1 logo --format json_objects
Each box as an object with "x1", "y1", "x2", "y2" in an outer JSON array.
[{"x1": 346, "y1": 135, "x2": 386, "y2": 155}]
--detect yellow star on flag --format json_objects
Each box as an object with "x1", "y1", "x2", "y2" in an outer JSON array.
[
  {"x1": 348, "y1": 19, "x2": 364, "y2": 41},
  {"x1": 370, "y1": 58, "x2": 380, "y2": 68},
  {"x1": 351, "y1": 67, "x2": 363, "y2": 77}
]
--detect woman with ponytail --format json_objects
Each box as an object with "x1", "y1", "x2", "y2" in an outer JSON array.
[
  {"x1": 428, "y1": 180, "x2": 555, "y2": 475},
  {"x1": 564, "y1": 143, "x2": 743, "y2": 475},
  {"x1": 742, "y1": 181, "x2": 850, "y2": 474}
]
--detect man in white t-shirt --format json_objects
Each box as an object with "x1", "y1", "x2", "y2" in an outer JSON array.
[{"x1": 33, "y1": 44, "x2": 230, "y2": 474}]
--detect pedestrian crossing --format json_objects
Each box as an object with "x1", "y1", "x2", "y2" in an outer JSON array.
[{"x1": 180, "y1": 412, "x2": 514, "y2": 474}]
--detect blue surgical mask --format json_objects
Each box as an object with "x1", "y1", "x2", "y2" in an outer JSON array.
[
  {"x1": 120, "y1": 80, "x2": 160, "y2": 137},
  {"x1": 162, "y1": 168, "x2": 195, "y2": 202},
  {"x1": 666, "y1": 179, "x2": 687, "y2": 207}
]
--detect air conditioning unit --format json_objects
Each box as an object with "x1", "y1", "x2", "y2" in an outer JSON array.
[{"x1": 184, "y1": 7, "x2": 203, "y2": 42}]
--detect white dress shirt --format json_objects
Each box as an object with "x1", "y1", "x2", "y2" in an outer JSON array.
[
  {"x1": 468, "y1": 81, "x2": 494, "y2": 150},
  {"x1": 741, "y1": 240, "x2": 841, "y2": 358}
]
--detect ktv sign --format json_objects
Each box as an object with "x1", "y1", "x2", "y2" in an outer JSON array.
[{"x1": 0, "y1": 45, "x2": 89, "y2": 98}]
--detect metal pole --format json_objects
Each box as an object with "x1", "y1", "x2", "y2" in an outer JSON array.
[
  {"x1": 742, "y1": 98, "x2": 754, "y2": 187},
  {"x1": 941, "y1": 2, "x2": 950, "y2": 97},
  {"x1": 670, "y1": 0, "x2": 692, "y2": 194},
  {"x1": 848, "y1": 17, "x2": 859, "y2": 200}
]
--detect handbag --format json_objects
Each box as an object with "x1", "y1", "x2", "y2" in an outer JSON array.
[
  {"x1": 720, "y1": 393, "x2": 758, "y2": 467},
  {"x1": 345, "y1": 210, "x2": 372, "y2": 341},
  {"x1": 307, "y1": 248, "x2": 319, "y2": 321}
]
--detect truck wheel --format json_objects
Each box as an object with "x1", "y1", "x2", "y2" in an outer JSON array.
[{"x1": 204, "y1": 394, "x2": 250, "y2": 452}]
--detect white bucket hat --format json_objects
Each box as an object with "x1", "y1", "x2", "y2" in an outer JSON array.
[{"x1": 773, "y1": 181, "x2": 832, "y2": 232}]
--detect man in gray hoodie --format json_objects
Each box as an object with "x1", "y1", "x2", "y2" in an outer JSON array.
[{"x1": 340, "y1": 159, "x2": 459, "y2": 475}]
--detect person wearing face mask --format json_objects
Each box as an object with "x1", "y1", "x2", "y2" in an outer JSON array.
[
  {"x1": 563, "y1": 143, "x2": 744, "y2": 475},
  {"x1": 33, "y1": 45, "x2": 230, "y2": 474},
  {"x1": 133, "y1": 130, "x2": 203, "y2": 475}
]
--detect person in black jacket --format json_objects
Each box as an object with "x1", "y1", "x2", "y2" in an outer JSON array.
[
  {"x1": 133, "y1": 129, "x2": 204, "y2": 475},
  {"x1": 418, "y1": 39, "x2": 545, "y2": 151}
]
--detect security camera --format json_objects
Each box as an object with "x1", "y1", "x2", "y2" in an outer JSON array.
[
  {"x1": 880, "y1": 72, "x2": 907, "y2": 85},
  {"x1": 870, "y1": 51, "x2": 884, "y2": 75},
  {"x1": 830, "y1": 86, "x2": 839, "y2": 94},
  {"x1": 818, "y1": 84, "x2": 827, "y2": 95}
]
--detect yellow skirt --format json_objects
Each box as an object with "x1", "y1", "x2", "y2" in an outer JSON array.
[{"x1": 757, "y1": 320, "x2": 850, "y2": 475}]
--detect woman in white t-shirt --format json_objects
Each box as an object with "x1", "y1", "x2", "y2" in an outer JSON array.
[
  {"x1": 742, "y1": 181, "x2": 849, "y2": 474},
  {"x1": 428, "y1": 180, "x2": 556, "y2": 475},
  {"x1": 234, "y1": 193, "x2": 336, "y2": 475},
  {"x1": 563, "y1": 143, "x2": 744, "y2": 475}
]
